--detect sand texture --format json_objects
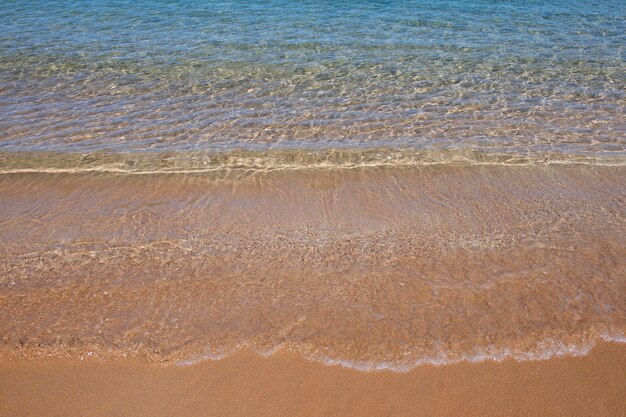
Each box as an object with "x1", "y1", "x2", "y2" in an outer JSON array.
[{"x1": 1, "y1": 342, "x2": 625, "y2": 417}]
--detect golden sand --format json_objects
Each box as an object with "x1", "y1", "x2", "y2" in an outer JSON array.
[
  {"x1": 1, "y1": 342, "x2": 625, "y2": 417},
  {"x1": 2, "y1": 165, "x2": 625, "y2": 366},
  {"x1": 1, "y1": 165, "x2": 624, "y2": 415}
]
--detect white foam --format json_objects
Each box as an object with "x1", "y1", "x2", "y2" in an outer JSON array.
[
  {"x1": 174, "y1": 333, "x2": 626, "y2": 372},
  {"x1": 304, "y1": 340, "x2": 598, "y2": 373},
  {"x1": 601, "y1": 330, "x2": 626, "y2": 343}
]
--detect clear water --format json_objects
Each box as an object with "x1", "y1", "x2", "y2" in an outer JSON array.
[
  {"x1": 1, "y1": 1, "x2": 625, "y2": 368},
  {"x1": 1, "y1": 0, "x2": 624, "y2": 161}
]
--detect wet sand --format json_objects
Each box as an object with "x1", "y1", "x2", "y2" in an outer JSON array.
[
  {"x1": 2, "y1": 1, "x2": 625, "y2": 415},
  {"x1": 1, "y1": 342, "x2": 625, "y2": 417},
  {"x1": 1, "y1": 164, "x2": 624, "y2": 415},
  {"x1": 1, "y1": 165, "x2": 625, "y2": 367}
]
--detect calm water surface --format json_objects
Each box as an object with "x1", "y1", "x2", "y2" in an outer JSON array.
[
  {"x1": 0, "y1": 0, "x2": 624, "y2": 165},
  {"x1": 1, "y1": 1, "x2": 625, "y2": 368}
]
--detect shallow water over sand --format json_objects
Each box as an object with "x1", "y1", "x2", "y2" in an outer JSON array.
[
  {"x1": 1, "y1": 165, "x2": 624, "y2": 369},
  {"x1": 1, "y1": 1, "x2": 625, "y2": 158},
  {"x1": 1, "y1": 0, "x2": 625, "y2": 370}
]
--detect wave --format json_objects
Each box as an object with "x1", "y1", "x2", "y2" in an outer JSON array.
[
  {"x1": 172, "y1": 331, "x2": 626, "y2": 371},
  {"x1": 4, "y1": 331, "x2": 624, "y2": 373},
  {"x1": 1, "y1": 151, "x2": 624, "y2": 374},
  {"x1": 303, "y1": 331, "x2": 626, "y2": 372},
  {"x1": 1, "y1": 148, "x2": 625, "y2": 175}
]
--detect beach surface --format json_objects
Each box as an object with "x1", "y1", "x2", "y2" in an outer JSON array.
[
  {"x1": 1, "y1": 1, "x2": 625, "y2": 415},
  {"x1": 1, "y1": 165, "x2": 624, "y2": 416},
  {"x1": 1, "y1": 165, "x2": 625, "y2": 368},
  {"x1": 2, "y1": 342, "x2": 625, "y2": 417}
]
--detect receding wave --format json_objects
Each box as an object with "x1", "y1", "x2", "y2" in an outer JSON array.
[
  {"x1": 1, "y1": 165, "x2": 624, "y2": 370},
  {"x1": 175, "y1": 330, "x2": 626, "y2": 371},
  {"x1": 2, "y1": 0, "x2": 626, "y2": 374}
]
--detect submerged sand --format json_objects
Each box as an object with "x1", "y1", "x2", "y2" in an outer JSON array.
[
  {"x1": 1, "y1": 342, "x2": 625, "y2": 417},
  {"x1": 0, "y1": 164, "x2": 624, "y2": 415},
  {"x1": 1, "y1": 164, "x2": 625, "y2": 366}
]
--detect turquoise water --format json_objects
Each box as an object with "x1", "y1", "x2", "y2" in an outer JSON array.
[{"x1": 0, "y1": 0, "x2": 624, "y2": 163}]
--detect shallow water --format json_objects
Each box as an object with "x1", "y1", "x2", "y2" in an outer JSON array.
[
  {"x1": 1, "y1": 0, "x2": 625, "y2": 159},
  {"x1": 1, "y1": 166, "x2": 625, "y2": 368},
  {"x1": 0, "y1": 1, "x2": 625, "y2": 369}
]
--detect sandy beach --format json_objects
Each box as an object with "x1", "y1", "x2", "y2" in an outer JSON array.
[
  {"x1": 2, "y1": 1, "x2": 625, "y2": 415},
  {"x1": 1, "y1": 164, "x2": 624, "y2": 416},
  {"x1": 2, "y1": 342, "x2": 625, "y2": 417}
]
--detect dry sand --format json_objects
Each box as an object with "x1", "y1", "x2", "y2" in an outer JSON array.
[{"x1": 1, "y1": 342, "x2": 625, "y2": 417}]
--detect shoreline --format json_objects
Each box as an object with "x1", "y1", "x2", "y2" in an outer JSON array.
[
  {"x1": 1, "y1": 164, "x2": 625, "y2": 370},
  {"x1": 2, "y1": 330, "x2": 625, "y2": 372},
  {"x1": 2, "y1": 341, "x2": 625, "y2": 417},
  {"x1": 2, "y1": 1, "x2": 625, "y2": 416}
]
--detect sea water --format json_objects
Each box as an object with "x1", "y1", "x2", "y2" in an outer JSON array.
[{"x1": 0, "y1": 1, "x2": 625, "y2": 369}]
